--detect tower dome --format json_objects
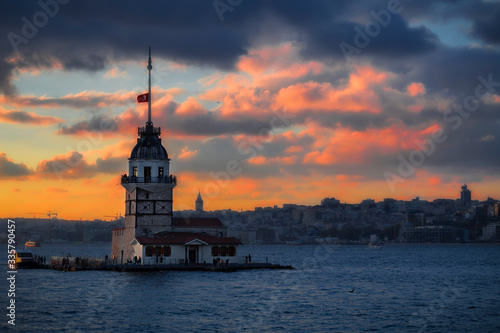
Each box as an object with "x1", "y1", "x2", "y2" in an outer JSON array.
[{"x1": 130, "y1": 127, "x2": 169, "y2": 160}]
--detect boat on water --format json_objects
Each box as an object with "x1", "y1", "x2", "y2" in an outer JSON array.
[
  {"x1": 13, "y1": 249, "x2": 36, "y2": 268},
  {"x1": 25, "y1": 240, "x2": 40, "y2": 247},
  {"x1": 366, "y1": 242, "x2": 384, "y2": 249}
]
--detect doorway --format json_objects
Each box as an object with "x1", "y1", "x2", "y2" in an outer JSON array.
[
  {"x1": 189, "y1": 247, "x2": 197, "y2": 263},
  {"x1": 144, "y1": 167, "x2": 151, "y2": 183}
]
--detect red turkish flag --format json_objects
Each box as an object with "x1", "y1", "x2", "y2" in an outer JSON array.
[{"x1": 137, "y1": 93, "x2": 149, "y2": 103}]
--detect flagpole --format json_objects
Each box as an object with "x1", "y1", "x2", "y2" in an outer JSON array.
[{"x1": 147, "y1": 46, "x2": 152, "y2": 125}]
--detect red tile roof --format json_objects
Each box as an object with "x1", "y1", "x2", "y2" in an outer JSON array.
[
  {"x1": 135, "y1": 231, "x2": 241, "y2": 245},
  {"x1": 172, "y1": 217, "x2": 224, "y2": 228}
]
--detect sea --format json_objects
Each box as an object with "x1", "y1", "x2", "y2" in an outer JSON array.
[{"x1": 1, "y1": 243, "x2": 499, "y2": 332}]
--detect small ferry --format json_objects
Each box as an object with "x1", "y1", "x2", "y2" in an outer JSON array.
[
  {"x1": 25, "y1": 240, "x2": 40, "y2": 247},
  {"x1": 14, "y1": 249, "x2": 36, "y2": 268}
]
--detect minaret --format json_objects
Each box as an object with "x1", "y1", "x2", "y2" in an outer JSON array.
[
  {"x1": 113, "y1": 48, "x2": 177, "y2": 262},
  {"x1": 196, "y1": 191, "x2": 204, "y2": 213}
]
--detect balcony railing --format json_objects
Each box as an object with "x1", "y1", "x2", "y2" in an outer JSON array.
[
  {"x1": 138, "y1": 126, "x2": 161, "y2": 135},
  {"x1": 121, "y1": 175, "x2": 176, "y2": 185}
]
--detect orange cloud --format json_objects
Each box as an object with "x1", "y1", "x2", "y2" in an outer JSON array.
[
  {"x1": 178, "y1": 147, "x2": 198, "y2": 159},
  {"x1": 284, "y1": 145, "x2": 304, "y2": 154},
  {"x1": 303, "y1": 123, "x2": 442, "y2": 165},
  {"x1": 248, "y1": 156, "x2": 267, "y2": 165},
  {"x1": 428, "y1": 177, "x2": 441, "y2": 185},
  {"x1": 248, "y1": 155, "x2": 297, "y2": 165},
  {"x1": 176, "y1": 97, "x2": 207, "y2": 116},
  {"x1": 407, "y1": 82, "x2": 426, "y2": 96},
  {"x1": 274, "y1": 66, "x2": 389, "y2": 114}
]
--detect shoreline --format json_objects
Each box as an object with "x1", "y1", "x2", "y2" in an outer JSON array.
[{"x1": 22, "y1": 262, "x2": 295, "y2": 272}]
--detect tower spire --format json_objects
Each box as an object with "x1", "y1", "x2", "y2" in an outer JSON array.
[{"x1": 147, "y1": 46, "x2": 152, "y2": 125}]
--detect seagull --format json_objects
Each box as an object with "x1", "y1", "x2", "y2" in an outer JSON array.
[{"x1": 349, "y1": 288, "x2": 355, "y2": 293}]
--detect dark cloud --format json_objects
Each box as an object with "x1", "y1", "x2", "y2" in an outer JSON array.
[
  {"x1": 165, "y1": 114, "x2": 278, "y2": 137},
  {"x1": 95, "y1": 156, "x2": 127, "y2": 174},
  {"x1": 173, "y1": 136, "x2": 245, "y2": 175},
  {"x1": 36, "y1": 151, "x2": 128, "y2": 179},
  {"x1": 0, "y1": 153, "x2": 34, "y2": 178},
  {"x1": 471, "y1": 6, "x2": 500, "y2": 44},
  {"x1": 36, "y1": 151, "x2": 92, "y2": 179},
  {"x1": 0, "y1": 0, "x2": 446, "y2": 95},
  {"x1": 0, "y1": 109, "x2": 63, "y2": 125},
  {"x1": 6, "y1": 92, "x2": 133, "y2": 109},
  {"x1": 302, "y1": 14, "x2": 439, "y2": 62},
  {"x1": 58, "y1": 114, "x2": 118, "y2": 135}
]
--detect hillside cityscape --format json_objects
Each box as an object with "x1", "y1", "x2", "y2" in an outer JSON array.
[{"x1": 2, "y1": 184, "x2": 499, "y2": 245}]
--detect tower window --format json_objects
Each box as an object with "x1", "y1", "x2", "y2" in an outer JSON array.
[
  {"x1": 158, "y1": 167, "x2": 164, "y2": 178},
  {"x1": 132, "y1": 167, "x2": 137, "y2": 177}
]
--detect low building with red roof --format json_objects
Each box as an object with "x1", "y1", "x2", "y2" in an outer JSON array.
[{"x1": 130, "y1": 231, "x2": 242, "y2": 265}]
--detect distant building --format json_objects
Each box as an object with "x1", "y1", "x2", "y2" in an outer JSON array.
[
  {"x1": 195, "y1": 191, "x2": 204, "y2": 212},
  {"x1": 461, "y1": 184, "x2": 472, "y2": 208},
  {"x1": 360, "y1": 199, "x2": 375, "y2": 209},
  {"x1": 407, "y1": 197, "x2": 425, "y2": 213},
  {"x1": 383, "y1": 198, "x2": 398, "y2": 213},
  {"x1": 400, "y1": 225, "x2": 468, "y2": 243},
  {"x1": 483, "y1": 223, "x2": 500, "y2": 242},
  {"x1": 321, "y1": 197, "x2": 340, "y2": 208}
]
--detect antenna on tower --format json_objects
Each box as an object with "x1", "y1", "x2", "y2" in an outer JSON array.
[{"x1": 147, "y1": 46, "x2": 152, "y2": 125}]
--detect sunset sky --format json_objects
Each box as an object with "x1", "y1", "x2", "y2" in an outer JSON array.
[{"x1": 1, "y1": 1, "x2": 499, "y2": 220}]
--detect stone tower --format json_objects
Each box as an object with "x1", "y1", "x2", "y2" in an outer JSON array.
[{"x1": 113, "y1": 48, "x2": 176, "y2": 261}]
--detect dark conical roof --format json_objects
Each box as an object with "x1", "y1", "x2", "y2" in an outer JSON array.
[{"x1": 130, "y1": 125, "x2": 168, "y2": 160}]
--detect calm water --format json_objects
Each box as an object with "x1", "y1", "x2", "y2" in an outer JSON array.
[{"x1": 1, "y1": 243, "x2": 499, "y2": 332}]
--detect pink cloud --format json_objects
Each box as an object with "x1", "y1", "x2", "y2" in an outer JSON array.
[
  {"x1": 302, "y1": 123, "x2": 443, "y2": 165},
  {"x1": 407, "y1": 82, "x2": 426, "y2": 96},
  {"x1": 274, "y1": 66, "x2": 389, "y2": 114},
  {"x1": 176, "y1": 97, "x2": 207, "y2": 116}
]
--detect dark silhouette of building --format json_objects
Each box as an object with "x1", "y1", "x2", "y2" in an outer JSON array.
[
  {"x1": 461, "y1": 184, "x2": 472, "y2": 208},
  {"x1": 196, "y1": 191, "x2": 204, "y2": 212}
]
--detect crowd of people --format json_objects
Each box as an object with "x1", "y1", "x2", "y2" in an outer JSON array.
[{"x1": 212, "y1": 257, "x2": 229, "y2": 267}]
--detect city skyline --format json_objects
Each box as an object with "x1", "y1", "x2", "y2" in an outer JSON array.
[{"x1": 1, "y1": 1, "x2": 499, "y2": 220}]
